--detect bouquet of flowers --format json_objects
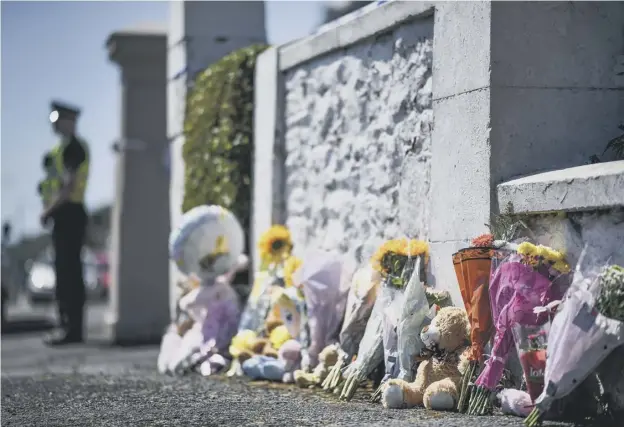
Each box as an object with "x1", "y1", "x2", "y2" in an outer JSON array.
[
  {"x1": 341, "y1": 238, "x2": 429, "y2": 401},
  {"x1": 290, "y1": 251, "x2": 349, "y2": 371},
  {"x1": 369, "y1": 239, "x2": 431, "y2": 402},
  {"x1": 467, "y1": 242, "x2": 571, "y2": 415},
  {"x1": 454, "y1": 233, "x2": 496, "y2": 412},
  {"x1": 526, "y1": 262, "x2": 624, "y2": 426},
  {"x1": 338, "y1": 295, "x2": 385, "y2": 400},
  {"x1": 238, "y1": 225, "x2": 293, "y2": 332},
  {"x1": 513, "y1": 324, "x2": 549, "y2": 402},
  {"x1": 226, "y1": 225, "x2": 294, "y2": 376},
  {"x1": 322, "y1": 264, "x2": 382, "y2": 391}
]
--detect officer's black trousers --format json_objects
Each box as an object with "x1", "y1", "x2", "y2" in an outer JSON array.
[{"x1": 52, "y1": 203, "x2": 87, "y2": 338}]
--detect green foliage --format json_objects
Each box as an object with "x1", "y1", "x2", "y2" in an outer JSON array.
[
  {"x1": 589, "y1": 124, "x2": 624, "y2": 164},
  {"x1": 603, "y1": 124, "x2": 624, "y2": 160},
  {"x1": 485, "y1": 201, "x2": 528, "y2": 242},
  {"x1": 182, "y1": 44, "x2": 269, "y2": 240}
]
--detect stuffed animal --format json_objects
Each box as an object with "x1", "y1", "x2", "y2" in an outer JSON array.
[
  {"x1": 497, "y1": 388, "x2": 533, "y2": 417},
  {"x1": 381, "y1": 306, "x2": 470, "y2": 410},
  {"x1": 242, "y1": 339, "x2": 302, "y2": 382},
  {"x1": 294, "y1": 343, "x2": 340, "y2": 388}
]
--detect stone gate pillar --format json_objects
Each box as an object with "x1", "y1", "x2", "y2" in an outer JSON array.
[{"x1": 105, "y1": 26, "x2": 170, "y2": 344}]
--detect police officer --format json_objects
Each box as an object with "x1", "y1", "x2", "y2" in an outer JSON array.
[{"x1": 40, "y1": 101, "x2": 90, "y2": 346}]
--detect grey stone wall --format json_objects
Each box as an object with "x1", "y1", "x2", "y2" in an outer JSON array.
[
  {"x1": 527, "y1": 209, "x2": 624, "y2": 269},
  {"x1": 282, "y1": 19, "x2": 434, "y2": 264}
]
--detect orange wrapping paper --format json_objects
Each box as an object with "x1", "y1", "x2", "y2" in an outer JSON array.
[{"x1": 452, "y1": 247, "x2": 495, "y2": 362}]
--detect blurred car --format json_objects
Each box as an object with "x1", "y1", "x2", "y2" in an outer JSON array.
[
  {"x1": 26, "y1": 259, "x2": 56, "y2": 303},
  {"x1": 26, "y1": 247, "x2": 106, "y2": 304}
]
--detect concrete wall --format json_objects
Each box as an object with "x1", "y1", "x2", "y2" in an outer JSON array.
[
  {"x1": 168, "y1": 0, "x2": 266, "y2": 316},
  {"x1": 254, "y1": 1, "x2": 624, "y2": 305}
]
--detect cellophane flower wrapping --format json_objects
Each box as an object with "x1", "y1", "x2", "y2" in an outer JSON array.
[
  {"x1": 338, "y1": 264, "x2": 381, "y2": 361},
  {"x1": 475, "y1": 249, "x2": 569, "y2": 392},
  {"x1": 237, "y1": 269, "x2": 271, "y2": 333},
  {"x1": 533, "y1": 262, "x2": 624, "y2": 416},
  {"x1": 452, "y1": 247, "x2": 495, "y2": 363},
  {"x1": 380, "y1": 286, "x2": 401, "y2": 380},
  {"x1": 293, "y1": 252, "x2": 349, "y2": 368},
  {"x1": 395, "y1": 256, "x2": 430, "y2": 381},
  {"x1": 512, "y1": 323, "x2": 549, "y2": 402},
  {"x1": 345, "y1": 294, "x2": 385, "y2": 381}
]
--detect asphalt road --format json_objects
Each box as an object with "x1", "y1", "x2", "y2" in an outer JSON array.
[{"x1": 2, "y1": 301, "x2": 574, "y2": 427}]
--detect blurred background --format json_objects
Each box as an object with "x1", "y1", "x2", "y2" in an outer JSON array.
[{"x1": 0, "y1": 1, "x2": 371, "y2": 329}]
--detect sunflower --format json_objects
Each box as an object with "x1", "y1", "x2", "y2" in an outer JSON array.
[
  {"x1": 258, "y1": 225, "x2": 293, "y2": 266},
  {"x1": 371, "y1": 238, "x2": 429, "y2": 276},
  {"x1": 283, "y1": 255, "x2": 303, "y2": 288}
]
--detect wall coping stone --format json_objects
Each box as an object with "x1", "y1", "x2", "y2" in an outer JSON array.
[
  {"x1": 278, "y1": 1, "x2": 434, "y2": 71},
  {"x1": 497, "y1": 160, "x2": 624, "y2": 214}
]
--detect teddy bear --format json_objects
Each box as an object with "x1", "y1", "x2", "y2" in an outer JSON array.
[
  {"x1": 381, "y1": 306, "x2": 470, "y2": 411},
  {"x1": 294, "y1": 343, "x2": 340, "y2": 388}
]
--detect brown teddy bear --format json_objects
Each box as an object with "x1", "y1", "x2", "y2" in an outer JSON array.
[
  {"x1": 294, "y1": 343, "x2": 340, "y2": 388},
  {"x1": 381, "y1": 306, "x2": 470, "y2": 410}
]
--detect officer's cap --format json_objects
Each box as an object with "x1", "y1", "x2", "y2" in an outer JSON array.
[{"x1": 49, "y1": 101, "x2": 81, "y2": 124}]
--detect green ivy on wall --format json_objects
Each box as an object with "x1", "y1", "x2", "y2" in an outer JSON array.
[{"x1": 182, "y1": 44, "x2": 269, "y2": 244}]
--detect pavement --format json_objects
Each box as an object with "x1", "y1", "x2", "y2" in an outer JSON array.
[{"x1": 1, "y1": 301, "x2": 576, "y2": 427}]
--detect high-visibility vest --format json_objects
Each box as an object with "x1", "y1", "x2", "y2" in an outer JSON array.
[
  {"x1": 50, "y1": 137, "x2": 90, "y2": 204},
  {"x1": 39, "y1": 177, "x2": 58, "y2": 207}
]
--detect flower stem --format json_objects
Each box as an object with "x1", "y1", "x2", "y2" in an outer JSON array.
[
  {"x1": 457, "y1": 361, "x2": 476, "y2": 412},
  {"x1": 525, "y1": 407, "x2": 544, "y2": 427}
]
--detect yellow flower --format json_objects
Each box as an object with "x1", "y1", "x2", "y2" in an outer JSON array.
[
  {"x1": 371, "y1": 238, "x2": 429, "y2": 274},
  {"x1": 229, "y1": 329, "x2": 258, "y2": 357},
  {"x1": 553, "y1": 260, "x2": 571, "y2": 274},
  {"x1": 517, "y1": 242, "x2": 537, "y2": 256},
  {"x1": 283, "y1": 256, "x2": 303, "y2": 288},
  {"x1": 269, "y1": 325, "x2": 292, "y2": 350},
  {"x1": 258, "y1": 225, "x2": 293, "y2": 266},
  {"x1": 516, "y1": 242, "x2": 570, "y2": 272}
]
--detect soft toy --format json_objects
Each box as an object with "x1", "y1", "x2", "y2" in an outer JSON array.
[
  {"x1": 294, "y1": 343, "x2": 340, "y2": 388},
  {"x1": 381, "y1": 306, "x2": 470, "y2": 410},
  {"x1": 498, "y1": 388, "x2": 533, "y2": 417},
  {"x1": 242, "y1": 339, "x2": 302, "y2": 382},
  {"x1": 158, "y1": 205, "x2": 245, "y2": 376}
]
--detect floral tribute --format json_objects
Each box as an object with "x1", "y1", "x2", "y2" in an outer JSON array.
[
  {"x1": 466, "y1": 242, "x2": 570, "y2": 415},
  {"x1": 258, "y1": 225, "x2": 293, "y2": 268},
  {"x1": 371, "y1": 239, "x2": 429, "y2": 289}
]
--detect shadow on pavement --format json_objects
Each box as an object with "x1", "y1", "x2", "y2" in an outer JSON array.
[{"x1": 2, "y1": 318, "x2": 55, "y2": 335}]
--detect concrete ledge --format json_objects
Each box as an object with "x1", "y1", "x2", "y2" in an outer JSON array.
[
  {"x1": 278, "y1": 1, "x2": 434, "y2": 71},
  {"x1": 497, "y1": 160, "x2": 624, "y2": 214}
]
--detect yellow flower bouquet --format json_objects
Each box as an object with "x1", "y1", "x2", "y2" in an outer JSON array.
[{"x1": 371, "y1": 238, "x2": 429, "y2": 289}]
